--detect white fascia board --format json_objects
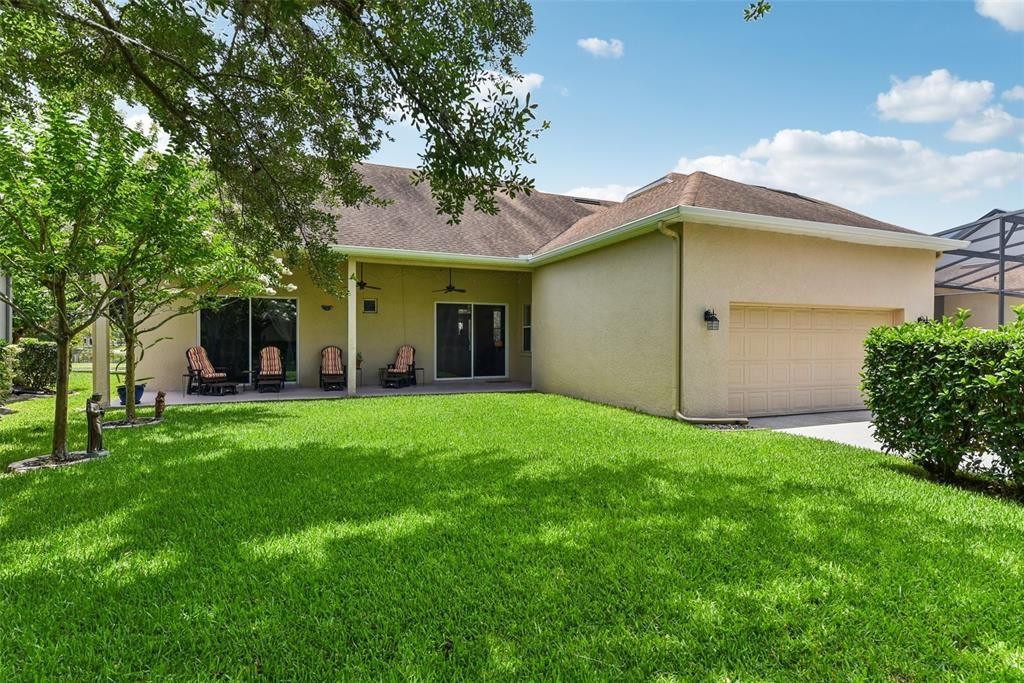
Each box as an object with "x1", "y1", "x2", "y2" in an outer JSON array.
[
  {"x1": 331, "y1": 244, "x2": 529, "y2": 269},
  {"x1": 675, "y1": 206, "x2": 969, "y2": 252}
]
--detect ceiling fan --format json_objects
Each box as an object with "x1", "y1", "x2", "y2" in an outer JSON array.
[
  {"x1": 355, "y1": 263, "x2": 381, "y2": 291},
  {"x1": 433, "y1": 268, "x2": 466, "y2": 294}
]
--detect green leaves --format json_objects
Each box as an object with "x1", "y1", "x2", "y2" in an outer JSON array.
[
  {"x1": 1, "y1": 0, "x2": 542, "y2": 283},
  {"x1": 862, "y1": 310, "x2": 1024, "y2": 485}
]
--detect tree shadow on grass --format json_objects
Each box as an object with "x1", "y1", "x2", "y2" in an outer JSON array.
[{"x1": 1, "y1": 409, "x2": 1022, "y2": 680}]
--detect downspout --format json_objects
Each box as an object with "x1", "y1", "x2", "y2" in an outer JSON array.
[{"x1": 657, "y1": 222, "x2": 748, "y2": 426}]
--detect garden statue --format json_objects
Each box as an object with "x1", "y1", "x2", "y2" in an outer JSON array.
[
  {"x1": 86, "y1": 393, "x2": 105, "y2": 454},
  {"x1": 154, "y1": 391, "x2": 167, "y2": 419}
]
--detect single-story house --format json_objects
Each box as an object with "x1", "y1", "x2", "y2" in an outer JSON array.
[
  {"x1": 933, "y1": 209, "x2": 1024, "y2": 328},
  {"x1": 136, "y1": 163, "x2": 965, "y2": 419}
]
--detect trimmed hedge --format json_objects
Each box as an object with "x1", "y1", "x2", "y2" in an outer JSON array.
[
  {"x1": 0, "y1": 340, "x2": 14, "y2": 404},
  {"x1": 12, "y1": 337, "x2": 58, "y2": 392},
  {"x1": 862, "y1": 308, "x2": 1024, "y2": 484}
]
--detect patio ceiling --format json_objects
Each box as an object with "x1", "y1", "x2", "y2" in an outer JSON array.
[{"x1": 934, "y1": 209, "x2": 1024, "y2": 323}]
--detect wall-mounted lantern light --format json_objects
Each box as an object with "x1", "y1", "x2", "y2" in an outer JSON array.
[
  {"x1": 916, "y1": 315, "x2": 930, "y2": 323},
  {"x1": 704, "y1": 309, "x2": 720, "y2": 331}
]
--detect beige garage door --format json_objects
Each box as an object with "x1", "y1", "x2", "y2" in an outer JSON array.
[{"x1": 728, "y1": 305, "x2": 895, "y2": 417}]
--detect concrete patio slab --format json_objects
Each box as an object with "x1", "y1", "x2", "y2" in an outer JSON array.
[{"x1": 104, "y1": 380, "x2": 532, "y2": 409}]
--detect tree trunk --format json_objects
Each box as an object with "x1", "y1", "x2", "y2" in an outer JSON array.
[
  {"x1": 124, "y1": 330, "x2": 137, "y2": 422},
  {"x1": 52, "y1": 335, "x2": 71, "y2": 460}
]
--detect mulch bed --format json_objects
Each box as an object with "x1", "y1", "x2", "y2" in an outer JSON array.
[
  {"x1": 103, "y1": 417, "x2": 163, "y2": 429},
  {"x1": 6, "y1": 450, "x2": 109, "y2": 474}
]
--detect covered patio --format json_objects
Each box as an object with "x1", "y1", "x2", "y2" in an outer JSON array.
[{"x1": 88, "y1": 256, "x2": 534, "y2": 407}]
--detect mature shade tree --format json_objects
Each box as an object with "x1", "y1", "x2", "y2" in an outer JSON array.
[
  {"x1": 0, "y1": 98, "x2": 275, "y2": 457},
  {"x1": 0, "y1": 0, "x2": 549, "y2": 286},
  {"x1": 106, "y1": 149, "x2": 284, "y2": 423},
  {"x1": 0, "y1": 99, "x2": 135, "y2": 457}
]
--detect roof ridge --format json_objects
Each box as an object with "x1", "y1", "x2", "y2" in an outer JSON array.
[{"x1": 679, "y1": 171, "x2": 704, "y2": 207}]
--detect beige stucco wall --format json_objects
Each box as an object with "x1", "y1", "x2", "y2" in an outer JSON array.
[
  {"x1": 680, "y1": 222, "x2": 938, "y2": 417},
  {"x1": 532, "y1": 232, "x2": 676, "y2": 416},
  {"x1": 936, "y1": 292, "x2": 1024, "y2": 329},
  {"x1": 137, "y1": 262, "x2": 531, "y2": 392}
]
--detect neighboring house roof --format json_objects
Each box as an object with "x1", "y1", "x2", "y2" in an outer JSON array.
[
  {"x1": 329, "y1": 163, "x2": 609, "y2": 258},
  {"x1": 329, "y1": 163, "x2": 964, "y2": 263}
]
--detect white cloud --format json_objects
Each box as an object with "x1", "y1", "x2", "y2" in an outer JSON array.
[
  {"x1": 563, "y1": 184, "x2": 636, "y2": 202},
  {"x1": 1003, "y1": 85, "x2": 1024, "y2": 101},
  {"x1": 576, "y1": 37, "x2": 624, "y2": 59},
  {"x1": 877, "y1": 69, "x2": 993, "y2": 122},
  {"x1": 976, "y1": 0, "x2": 1024, "y2": 31},
  {"x1": 947, "y1": 106, "x2": 1024, "y2": 143},
  {"x1": 505, "y1": 72, "x2": 545, "y2": 102},
  {"x1": 674, "y1": 128, "x2": 1024, "y2": 205}
]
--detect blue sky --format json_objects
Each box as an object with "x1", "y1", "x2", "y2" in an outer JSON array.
[{"x1": 372, "y1": 0, "x2": 1024, "y2": 234}]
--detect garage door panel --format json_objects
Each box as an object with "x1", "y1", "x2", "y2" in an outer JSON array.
[
  {"x1": 746, "y1": 363, "x2": 769, "y2": 386},
  {"x1": 729, "y1": 305, "x2": 895, "y2": 416},
  {"x1": 791, "y1": 362, "x2": 812, "y2": 384},
  {"x1": 791, "y1": 389, "x2": 813, "y2": 412},
  {"x1": 746, "y1": 334, "x2": 769, "y2": 359},
  {"x1": 747, "y1": 392, "x2": 769, "y2": 414},
  {"x1": 747, "y1": 309, "x2": 769, "y2": 329},
  {"x1": 769, "y1": 362, "x2": 791, "y2": 385},
  {"x1": 769, "y1": 392, "x2": 791, "y2": 413}
]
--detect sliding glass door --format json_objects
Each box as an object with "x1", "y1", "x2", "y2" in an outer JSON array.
[
  {"x1": 251, "y1": 298, "x2": 298, "y2": 381},
  {"x1": 199, "y1": 298, "x2": 250, "y2": 383},
  {"x1": 436, "y1": 303, "x2": 506, "y2": 379},
  {"x1": 436, "y1": 303, "x2": 472, "y2": 378},
  {"x1": 200, "y1": 297, "x2": 298, "y2": 383}
]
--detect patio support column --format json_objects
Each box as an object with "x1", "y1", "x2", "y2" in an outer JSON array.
[
  {"x1": 347, "y1": 258, "x2": 357, "y2": 394},
  {"x1": 998, "y1": 218, "x2": 1006, "y2": 326},
  {"x1": 92, "y1": 315, "x2": 110, "y2": 407}
]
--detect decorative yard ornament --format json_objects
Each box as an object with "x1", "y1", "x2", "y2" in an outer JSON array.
[
  {"x1": 86, "y1": 393, "x2": 106, "y2": 455},
  {"x1": 154, "y1": 391, "x2": 167, "y2": 420}
]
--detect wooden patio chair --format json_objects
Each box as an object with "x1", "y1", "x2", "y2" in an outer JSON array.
[
  {"x1": 320, "y1": 345, "x2": 346, "y2": 390},
  {"x1": 383, "y1": 345, "x2": 416, "y2": 388},
  {"x1": 257, "y1": 346, "x2": 285, "y2": 393},
  {"x1": 185, "y1": 346, "x2": 236, "y2": 396}
]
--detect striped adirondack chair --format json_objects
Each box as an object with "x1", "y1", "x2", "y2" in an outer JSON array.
[
  {"x1": 257, "y1": 346, "x2": 285, "y2": 392},
  {"x1": 185, "y1": 346, "x2": 233, "y2": 395},
  {"x1": 319, "y1": 346, "x2": 346, "y2": 390},
  {"x1": 384, "y1": 345, "x2": 416, "y2": 388}
]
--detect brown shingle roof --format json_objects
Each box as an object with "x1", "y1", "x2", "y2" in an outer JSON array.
[
  {"x1": 329, "y1": 163, "x2": 608, "y2": 257},
  {"x1": 536, "y1": 172, "x2": 919, "y2": 255},
  {"x1": 331, "y1": 164, "x2": 924, "y2": 259}
]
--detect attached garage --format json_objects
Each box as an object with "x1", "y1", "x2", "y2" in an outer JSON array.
[{"x1": 727, "y1": 305, "x2": 896, "y2": 417}]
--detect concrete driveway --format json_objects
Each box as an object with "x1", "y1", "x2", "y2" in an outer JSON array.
[{"x1": 747, "y1": 410, "x2": 883, "y2": 451}]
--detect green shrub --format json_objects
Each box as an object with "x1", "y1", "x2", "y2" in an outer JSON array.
[
  {"x1": 13, "y1": 337, "x2": 58, "y2": 392},
  {"x1": 0, "y1": 340, "x2": 15, "y2": 403},
  {"x1": 862, "y1": 310, "x2": 1018, "y2": 482},
  {"x1": 976, "y1": 308, "x2": 1024, "y2": 485}
]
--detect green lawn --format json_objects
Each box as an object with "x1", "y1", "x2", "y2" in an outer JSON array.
[{"x1": 1, "y1": 378, "x2": 1022, "y2": 680}]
